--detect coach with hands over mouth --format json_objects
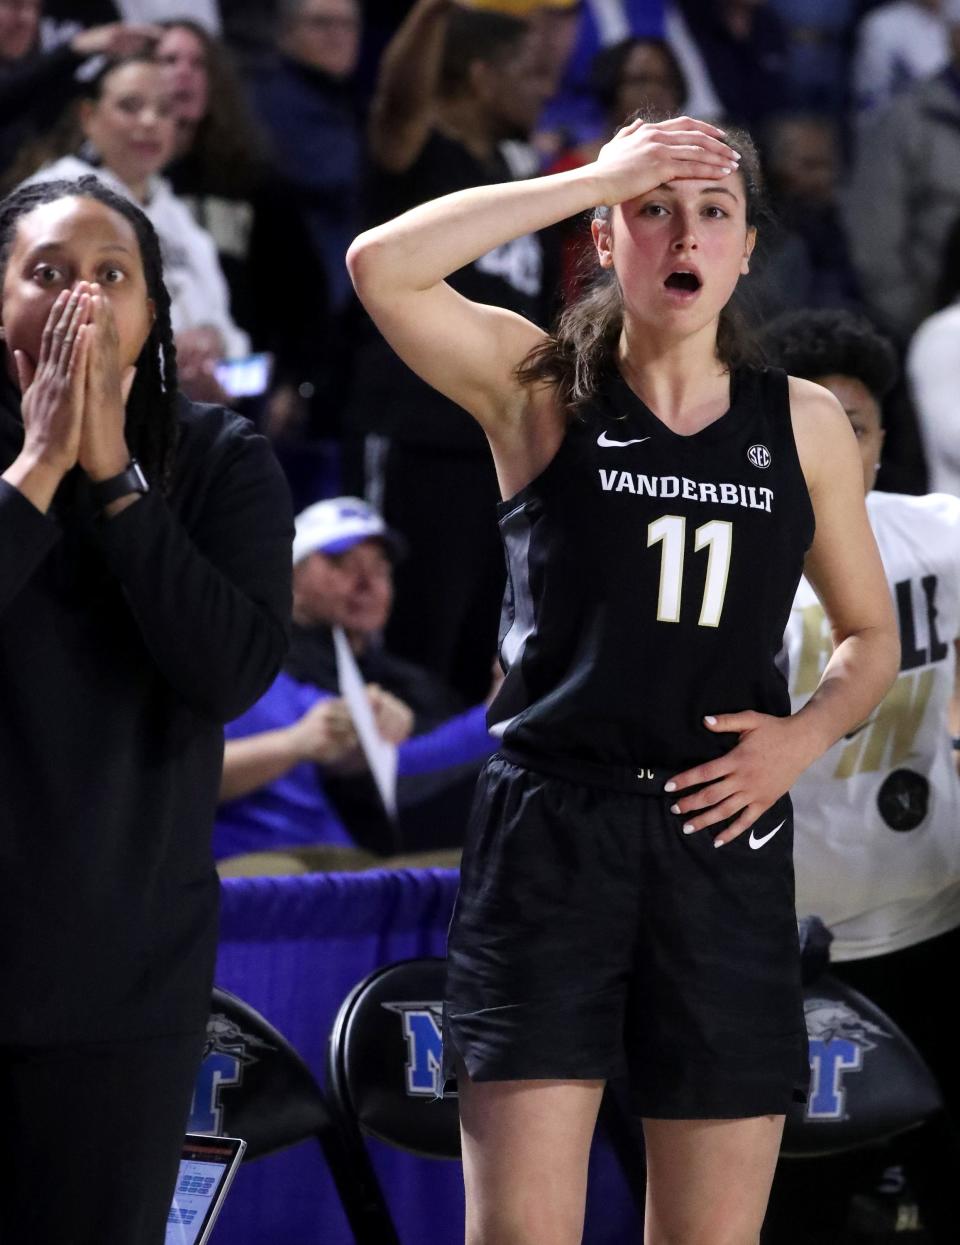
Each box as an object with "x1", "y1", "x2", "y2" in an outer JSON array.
[{"x1": 0, "y1": 176, "x2": 292, "y2": 1244}]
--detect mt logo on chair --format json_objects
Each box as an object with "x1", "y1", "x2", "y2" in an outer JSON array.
[{"x1": 382, "y1": 1000, "x2": 449, "y2": 1097}]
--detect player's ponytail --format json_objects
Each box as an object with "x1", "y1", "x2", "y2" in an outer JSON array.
[{"x1": 517, "y1": 119, "x2": 767, "y2": 417}]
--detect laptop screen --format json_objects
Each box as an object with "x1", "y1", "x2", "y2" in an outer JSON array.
[{"x1": 165, "y1": 1135, "x2": 245, "y2": 1245}]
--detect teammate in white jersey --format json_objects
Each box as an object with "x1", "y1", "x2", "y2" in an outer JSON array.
[{"x1": 764, "y1": 308, "x2": 960, "y2": 1238}]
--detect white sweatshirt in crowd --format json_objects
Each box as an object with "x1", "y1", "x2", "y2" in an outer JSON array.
[
  {"x1": 907, "y1": 301, "x2": 960, "y2": 499},
  {"x1": 24, "y1": 155, "x2": 249, "y2": 359}
]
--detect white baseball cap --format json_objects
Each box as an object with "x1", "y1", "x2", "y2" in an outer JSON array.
[{"x1": 292, "y1": 497, "x2": 405, "y2": 565}]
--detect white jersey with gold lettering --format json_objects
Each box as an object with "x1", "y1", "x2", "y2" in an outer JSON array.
[{"x1": 787, "y1": 491, "x2": 960, "y2": 960}]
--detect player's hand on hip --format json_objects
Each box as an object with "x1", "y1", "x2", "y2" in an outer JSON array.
[
  {"x1": 593, "y1": 117, "x2": 741, "y2": 208},
  {"x1": 665, "y1": 711, "x2": 818, "y2": 847}
]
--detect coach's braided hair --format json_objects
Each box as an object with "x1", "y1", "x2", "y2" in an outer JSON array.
[
  {"x1": 0, "y1": 176, "x2": 180, "y2": 491},
  {"x1": 516, "y1": 111, "x2": 767, "y2": 418}
]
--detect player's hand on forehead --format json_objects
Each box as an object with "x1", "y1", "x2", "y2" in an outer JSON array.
[{"x1": 594, "y1": 116, "x2": 741, "y2": 208}]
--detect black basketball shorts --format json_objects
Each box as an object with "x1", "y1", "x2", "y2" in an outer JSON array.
[{"x1": 442, "y1": 751, "x2": 810, "y2": 1118}]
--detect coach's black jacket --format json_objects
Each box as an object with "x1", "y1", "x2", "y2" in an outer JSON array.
[{"x1": 0, "y1": 384, "x2": 293, "y2": 1044}]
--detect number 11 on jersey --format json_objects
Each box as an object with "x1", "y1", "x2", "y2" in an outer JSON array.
[{"x1": 647, "y1": 515, "x2": 733, "y2": 627}]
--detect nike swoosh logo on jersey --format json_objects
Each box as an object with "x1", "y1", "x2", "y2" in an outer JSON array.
[
  {"x1": 597, "y1": 431, "x2": 651, "y2": 448},
  {"x1": 748, "y1": 819, "x2": 786, "y2": 850}
]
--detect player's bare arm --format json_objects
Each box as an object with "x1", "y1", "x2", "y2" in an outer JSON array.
[
  {"x1": 347, "y1": 117, "x2": 741, "y2": 473},
  {"x1": 668, "y1": 378, "x2": 900, "y2": 845}
]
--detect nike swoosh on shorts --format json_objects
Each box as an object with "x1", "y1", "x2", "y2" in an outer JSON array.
[
  {"x1": 597, "y1": 431, "x2": 651, "y2": 448},
  {"x1": 748, "y1": 819, "x2": 786, "y2": 850}
]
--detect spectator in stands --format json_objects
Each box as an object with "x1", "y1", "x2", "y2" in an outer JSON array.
[
  {"x1": 0, "y1": 0, "x2": 37, "y2": 61},
  {"x1": 741, "y1": 113, "x2": 861, "y2": 322},
  {"x1": 764, "y1": 306, "x2": 960, "y2": 1242},
  {"x1": 40, "y1": 0, "x2": 273, "y2": 63},
  {"x1": 472, "y1": 0, "x2": 616, "y2": 155},
  {"x1": 42, "y1": 1, "x2": 221, "y2": 35},
  {"x1": 15, "y1": 53, "x2": 250, "y2": 399},
  {"x1": 156, "y1": 20, "x2": 331, "y2": 438},
  {"x1": 588, "y1": 35, "x2": 688, "y2": 148},
  {"x1": 662, "y1": 2, "x2": 725, "y2": 120},
  {"x1": 247, "y1": 0, "x2": 363, "y2": 312},
  {"x1": 906, "y1": 216, "x2": 960, "y2": 496},
  {"x1": 156, "y1": 19, "x2": 269, "y2": 313},
  {"x1": 348, "y1": 0, "x2": 552, "y2": 705},
  {"x1": 851, "y1": 0, "x2": 950, "y2": 130},
  {"x1": 669, "y1": 0, "x2": 788, "y2": 127},
  {"x1": 525, "y1": 1, "x2": 583, "y2": 162},
  {"x1": 847, "y1": 0, "x2": 960, "y2": 344},
  {"x1": 218, "y1": 683, "x2": 363, "y2": 860},
  {"x1": 1, "y1": 6, "x2": 157, "y2": 182},
  {"x1": 217, "y1": 497, "x2": 496, "y2": 860},
  {"x1": 766, "y1": 0, "x2": 858, "y2": 113}
]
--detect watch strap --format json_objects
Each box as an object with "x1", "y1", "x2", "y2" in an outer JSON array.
[{"x1": 89, "y1": 459, "x2": 150, "y2": 509}]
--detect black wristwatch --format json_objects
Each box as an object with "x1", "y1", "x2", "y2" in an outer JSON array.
[{"x1": 89, "y1": 459, "x2": 150, "y2": 510}]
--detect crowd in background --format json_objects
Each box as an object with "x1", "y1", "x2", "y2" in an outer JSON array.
[{"x1": 5, "y1": 0, "x2": 960, "y2": 863}]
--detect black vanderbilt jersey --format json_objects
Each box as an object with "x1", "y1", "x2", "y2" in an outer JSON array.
[{"x1": 489, "y1": 365, "x2": 815, "y2": 771}]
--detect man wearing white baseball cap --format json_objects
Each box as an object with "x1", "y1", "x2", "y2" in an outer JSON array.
[
  {"x1": 290, "y1": 496, "x2": 407, "y2": 566},
  {"x1": 214, "y1": 497, "x2": 496, "y2": 861}
]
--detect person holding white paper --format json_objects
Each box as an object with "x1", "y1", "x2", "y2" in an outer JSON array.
[{"x1": 216, "y1": 496, "x2": 497, "y2": 859}]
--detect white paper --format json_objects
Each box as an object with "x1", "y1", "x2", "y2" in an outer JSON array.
[{"x1": 333, "y1": 626, "x2": 398, "y2": 818}]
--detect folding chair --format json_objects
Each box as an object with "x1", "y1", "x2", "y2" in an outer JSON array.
[
  {"x1": 326, "y1": 957, "x2": 462, "y2": 1245},
  {"x1": 326, "y1": 952, "x2": 956, "y2": 1243},
  {"x1": 189, "y1": 986, "x2": 371, "y2": 1237},
  {"x1": 781, "y1": 974, "x2": 943, "y2": 1157},
  {"x1": 597, "y1": 936, "x2": 952, "y2": 1240},
  {"x1": 775, "y1": 973, "x2": 953, "y2": 1242}
]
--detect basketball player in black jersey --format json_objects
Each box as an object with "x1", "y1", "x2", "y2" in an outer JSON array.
[{"x1": 348, "y1": 115, "x2": 899, "y2": 1244}]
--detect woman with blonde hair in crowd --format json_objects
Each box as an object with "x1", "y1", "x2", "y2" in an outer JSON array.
[{"x1": 13, "y1": 52, "x2": 248, "y2": 399}]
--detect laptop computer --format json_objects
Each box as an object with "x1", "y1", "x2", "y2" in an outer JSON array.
[{"x1": 165, "y1": 1134, "x2": 246, "y2": 1245}]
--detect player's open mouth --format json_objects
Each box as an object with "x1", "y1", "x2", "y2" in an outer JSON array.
[{"x1": 664, "y1": 270, "x2": 702, "y2": 294}]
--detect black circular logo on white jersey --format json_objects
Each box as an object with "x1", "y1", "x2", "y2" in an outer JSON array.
[
  {"x1": 877, "y1": 769, "x2": 929, "y2": 831},
  {"x1": 747, "y1": 444, "x2": 772, "y2": 469}
]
